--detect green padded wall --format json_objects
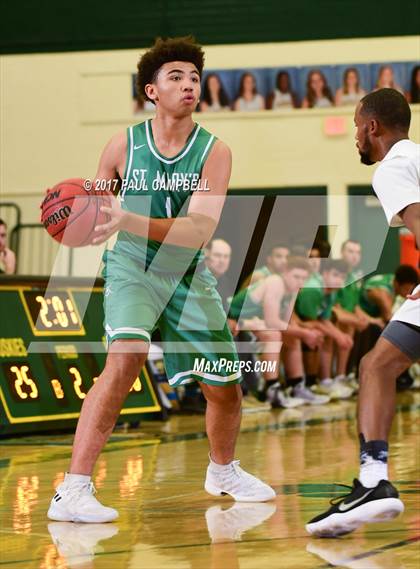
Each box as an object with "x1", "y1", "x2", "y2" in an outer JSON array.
[{"x1": 1, "y1": 0, "x2": 418, "y2": 54}]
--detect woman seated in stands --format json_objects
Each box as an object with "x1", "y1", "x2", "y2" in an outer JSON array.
[
  {"x1": 374, "y1": 64, "x2": 404, "y2": 94},
  {"x1": 234, "y1": 72, "x2": 265, "y2": 111},
  {"x1": 335, "y1": 67, "x2": 366, "y2": 106},
  {"x1": 199, "y1": 73, "x2": 231, "y2": 112},
  {"x1": 267, "y1": 71, "x2": 299, "y2": 109},
  {"x1": 406, "y1": 65, "x2": 420, "y2": 104},
  {"x1": 302, "y1": 69, "x2": 334, "y2": 108}
]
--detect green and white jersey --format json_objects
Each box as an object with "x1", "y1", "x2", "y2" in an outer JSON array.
[
  {"x1": 336, "y1": 269, "x2": 363, "y2": 313},
  {"x1": 228, "y1": 278, "x2": 293, "y2": 321},
  {"x1": 295, "y1": 273, "x2": 337, "y2": 321},
  {"x1": 114, "y1": 119, "x2": 217, "y2": 273}
]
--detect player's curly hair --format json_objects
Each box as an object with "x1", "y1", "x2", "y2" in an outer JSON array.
[{"x1": 136, "y1": 36, "x2": 205, "y2": 104}]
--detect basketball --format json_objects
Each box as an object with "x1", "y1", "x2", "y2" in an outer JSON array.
[{"x1": 40, "y1": 178, "x2": 110, "y2": 247}]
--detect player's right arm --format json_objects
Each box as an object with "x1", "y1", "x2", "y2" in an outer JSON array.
[
  {"x1": 93, "y1": 132, "x2": 127, "y2": 191},
  {"x1": 94, "y1": 139, "x2": 231, "y2": 247}
]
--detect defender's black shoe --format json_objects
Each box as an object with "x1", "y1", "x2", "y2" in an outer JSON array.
[{"x1": 306, "y1": 479, "x2": 404, "y2": 537}]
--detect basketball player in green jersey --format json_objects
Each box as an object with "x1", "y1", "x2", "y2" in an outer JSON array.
[{"x1": 47, "y1": 37, "x2": 275, "y2": 523}]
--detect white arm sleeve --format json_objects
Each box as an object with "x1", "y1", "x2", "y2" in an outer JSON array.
[{"x1": 372, "y1": 157, "x2": 420, "y2": 227}]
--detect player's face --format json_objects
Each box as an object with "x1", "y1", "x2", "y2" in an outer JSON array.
[
  {"x1": 324, "y1": 269, "x2": 345, "y2": 289},
  {"x1": 206, "y1": 242, "x2": 231, "y2": 277},
  {"x1": 354, "y1": 104, "x2": 376, "y2": 165},
  {"x1": 342, "y1": 242, "x2": 361, "y2": 268},
  {"x1": 0, "y1": 225, "x2": 7, "y2": 251},
  {"x1": 283, "y1": 268, "x2": 309, "y2": 293},
  {"x1": 268, "y1": 247, "x2": 289, "y2": 273},
  {"x1": 149, "y1": 61, "x2": 201, "y2": 116}
]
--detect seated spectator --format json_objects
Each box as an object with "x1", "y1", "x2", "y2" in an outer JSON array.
[
  {"x1": 234, "y1": 72, "x2": 265, "y2": 112},
  {"x1": 200, "y1": 73, "x2": 231, "y2": 112},
  {"x1": 359, "y1": 265, "x2": 418, "y2": 323},
  {"x1": 178, "y1": 240, "x2": 234, "y2": 415},
  {"x1": 267, "y1": 71, "x2": 299, "y2": 109},
  {"x1": 294, "y1": 259, "x2": 354, "y2": 399},
  {"x1": 205, "y1": 238, "x2": 233, "y2": 312},
  {"x1": 0, "y1": 219, "x2": 16, "y2": 274},
  {"x1": 242, "y1": 243, "x2": 289, "y2": 288},
  {"x1": 333, "y1": 240, "x2": 384, "y2": 386},
  {"x1": 374, "y1": 65, "x2": 404, "y2": 94},
  {"x1": 302, "y1": 70, "x2": 334, "y2": 108},
  {"x1": 229, "y1": 257, "x2": 321, "y2": 408},
  {"x1": 335, "y1": 67, "x2": 366, "y2": 106},
  {"x1": 406, "y1": 65, "x2": 420, "y2": 104}
]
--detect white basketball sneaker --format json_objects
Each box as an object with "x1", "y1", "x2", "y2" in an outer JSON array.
[
  {"x1": 48, "y1": 522, "x2": 118, "y2": 567},
  {"x1": 205, "y1": 458, "x2": 276, "y2": 502},
  {"x1": 314, "y1": 378, "x2": 353, "y2": 400},
  {"x1": 205, "y1": 502, "x2": 276, "y2": 542},
  {"x1": 47, "y1": 479, "x2": 118, "y2": 523},
  {"x1": 292, "y1": 381, "x2": 330, "y2": 405},
  {"x1": 266, "y1": 382, "x2": 305, "y2": 408}
]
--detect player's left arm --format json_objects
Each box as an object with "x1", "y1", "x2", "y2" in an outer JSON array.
[
  {"x1": 93, "y1": 140, "x2": 231, "y2": 248},
  {"x1": 400, "y1": 202, "x2": 420, "y2": 249},
  {"x1": 402, "y1": 202, "x2": 420, "y2": 299}
]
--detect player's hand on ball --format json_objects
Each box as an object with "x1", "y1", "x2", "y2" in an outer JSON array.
[{"x1": 92, "y1": 195, "x2": 125, "y2": 245}]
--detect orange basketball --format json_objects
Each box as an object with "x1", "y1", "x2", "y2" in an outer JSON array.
[{"x1": 40, "y1": 178, "x2": 111, "y2": 247}]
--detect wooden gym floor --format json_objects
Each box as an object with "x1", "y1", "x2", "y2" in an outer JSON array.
[{"x1": 0, "y1": 393, "x2": 419, "y2": 568}]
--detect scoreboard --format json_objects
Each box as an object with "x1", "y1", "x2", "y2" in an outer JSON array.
[{"x1": 0, "y1": 276, "x2": 161, "y2": 435}]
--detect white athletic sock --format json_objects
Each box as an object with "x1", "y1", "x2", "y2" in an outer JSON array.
[
  {"x1": 209, "y1": 454, "x2": 233, "y2": 471},
  {"x1": 64, "y1": 472, "x2": 91, "y2": 485},
  {"x1": 359, "y1": 458, "x2": 388, "y2": 488}
]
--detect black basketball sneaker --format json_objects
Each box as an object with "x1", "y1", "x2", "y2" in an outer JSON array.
[{"x1": 306, "y1": 479, "x2": 404, "y2": 537}]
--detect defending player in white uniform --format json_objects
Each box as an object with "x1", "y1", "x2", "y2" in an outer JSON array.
[{"x1": 307, "y1": 88, "x2": 419, "y2": 537}]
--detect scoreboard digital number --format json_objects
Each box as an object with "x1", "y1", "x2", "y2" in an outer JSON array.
[
  {"x1": 0, "y1": 277, "x2": 161, "y2": 435},
  {"x1": 21, "y1": 289, "x2": 84, "y2": 334}
]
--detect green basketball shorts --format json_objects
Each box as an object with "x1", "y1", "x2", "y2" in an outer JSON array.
[{"x1": 102, "y1": 250, "x2": 241, "y2": 387}]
